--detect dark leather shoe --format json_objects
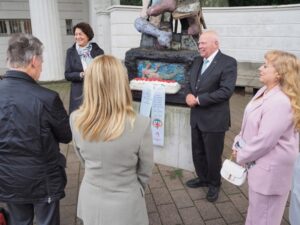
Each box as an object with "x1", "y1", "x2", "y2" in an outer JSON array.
[
  {"x1": 206, "y1": 186, "x2": 219, "y2": 202},
  {"x1": 186, "y1": 178, "x2": 208, "y2": 188}
]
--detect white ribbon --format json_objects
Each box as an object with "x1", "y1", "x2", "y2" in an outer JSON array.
[{"x1": 140, "y1": 84, "x2": 166, "y2": 146}]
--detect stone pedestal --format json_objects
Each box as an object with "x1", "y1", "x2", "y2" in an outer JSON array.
[
  {"x1": 133, "y1": 102, "x2": 194, "y2": 171},
  {"x1": 29, "y1": 0, "x2": 64, "y2": 81}
]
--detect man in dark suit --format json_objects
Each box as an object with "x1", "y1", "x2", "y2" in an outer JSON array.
[{"x1": 185, "y1": 30, "x2": 237, "y2": 202}]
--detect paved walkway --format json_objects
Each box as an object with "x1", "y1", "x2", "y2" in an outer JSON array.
[{"x1": 1, "y1": 83, "x2": 291, "y2": 225}]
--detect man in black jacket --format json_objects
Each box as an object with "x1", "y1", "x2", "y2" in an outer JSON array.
[
  {"x1": 185, "y1": 30, "x2": 237, "y2": 202},
  {"x1": 0, "y1": 34, "x2": 72, "y2": 224}
]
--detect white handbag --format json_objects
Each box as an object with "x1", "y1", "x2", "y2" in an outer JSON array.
[{"x1": 221, "y1": 159, "x2": 247, "y2": 186}]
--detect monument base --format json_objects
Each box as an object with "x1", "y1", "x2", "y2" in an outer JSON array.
[{"x1": 133, "y1": 102, "x2": 194, "y2": 171}]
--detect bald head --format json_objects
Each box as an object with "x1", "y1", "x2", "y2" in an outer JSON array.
[{"x1": 198, "y1": 30, "x2": 220, "y2": 58}]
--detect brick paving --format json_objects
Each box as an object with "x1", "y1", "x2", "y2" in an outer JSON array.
[{"x1": 0, "y1": 82, "x2": 291, "y2": 225}]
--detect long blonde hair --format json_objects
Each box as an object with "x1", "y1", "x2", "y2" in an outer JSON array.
[
  {"x1": 265, "y1": 50, "x2": 300, "y2": 130},
  {"x1": 74, "y1": 55, "x2": 136, "y2": 141}
]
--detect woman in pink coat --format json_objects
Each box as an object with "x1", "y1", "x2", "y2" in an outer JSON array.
[{"x1": 232, "y1": 50, "x2": 300, "y2": 225}]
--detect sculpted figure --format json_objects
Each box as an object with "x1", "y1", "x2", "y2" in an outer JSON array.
[
  {"x1": 135, "y1": 0, "x2": 173, "y2": 47},
  {"x1": 135, "y1": 0, "x2": 205, "y2": 48}
]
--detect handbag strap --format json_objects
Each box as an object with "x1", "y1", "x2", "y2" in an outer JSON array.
[{"x1": 228, "y1": 154, "x2": 248, "y2": 171}]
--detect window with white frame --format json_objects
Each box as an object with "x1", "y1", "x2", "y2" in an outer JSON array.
[{"x1": 0, "y1": 19, "x2": 32, "y2": 36}]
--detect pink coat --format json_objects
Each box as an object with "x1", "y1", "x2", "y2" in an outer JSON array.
[{"x1": 233, "y1": 85, "x2": 299, "y2": 195}]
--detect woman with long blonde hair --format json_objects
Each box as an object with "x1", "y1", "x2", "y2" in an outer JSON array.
[
  {"x1": 232, "y1": 50, "x2": 300, "y2": 225},
  {"x1": 70, "y1": 55, "x2": 153, "y2": 225}
]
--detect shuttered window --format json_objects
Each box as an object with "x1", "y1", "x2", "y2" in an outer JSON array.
[
  {"x1": 65, "y1": 19, "x2": 73, "y2": 35},
  {"x1": 0, "y1": 19, "x2": 32, "y2": 36}
]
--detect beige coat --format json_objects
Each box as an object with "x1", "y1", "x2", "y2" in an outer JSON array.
[{"x1": 70, "y1": 113, "x2": 153, "y2": 225}]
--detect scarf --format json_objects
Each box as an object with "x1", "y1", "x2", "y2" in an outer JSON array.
[{"x1": 76, "y1": 43, "x2": 93, "y2": 70}]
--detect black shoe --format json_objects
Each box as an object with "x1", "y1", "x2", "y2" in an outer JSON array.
[
  {"x1": 186, "y1": 178, "x2": 208, "y2": 188},
  {"x1": 206, "y1": 186, "x2": 219, "y2": 202}
]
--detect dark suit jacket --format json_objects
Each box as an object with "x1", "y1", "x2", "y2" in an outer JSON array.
[
  {"x1": 185, "y1": 50, "x2": 237, "y2": 132},
  {"x1": 64, "y1": 42, "x2": 104, "y2": 113}
]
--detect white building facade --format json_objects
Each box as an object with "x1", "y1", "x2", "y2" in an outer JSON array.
[
  {"x1": 1, "y1": 0, "x2": 90, "y2": 80},
  {"x1": 1, "y1": 1, "x2": 300, "y2": 82}
]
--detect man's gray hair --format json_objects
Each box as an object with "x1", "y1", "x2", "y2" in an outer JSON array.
[{"x1": 6, "y1": 33, "x2": 43, "y2": 68}]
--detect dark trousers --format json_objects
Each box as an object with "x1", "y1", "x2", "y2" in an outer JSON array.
[
  {"x1": 7, "y1": 201, "x2": 60, "y2": 225},
  {"x1": 191, "y1": 126, "x2": 225, "y2": 187}
]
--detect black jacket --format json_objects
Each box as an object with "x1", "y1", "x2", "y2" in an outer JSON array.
[
  {"x1": 0, "y1": 70, "x2": 72, "y2": 203},
  {"x1": 185, "y1": 51, "x2": 237, "y2": 132},
  {"x1": 64, "y1": 42, "x2": 104, "y2": 113}
]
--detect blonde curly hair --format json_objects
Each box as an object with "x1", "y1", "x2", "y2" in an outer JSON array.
[{"x1": 265, "y1": 50, "x2": 300, "y2": 131}]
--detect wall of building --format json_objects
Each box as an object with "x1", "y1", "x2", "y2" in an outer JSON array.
[
  {"x1": 96, "y1": 4, "x2": 300, "y2": 63},
  {"x1": 96, "y1": 5, "x2": 140, "y2": 60},
  {"x1": 0, "y1": 0, "x2": 89, "y2": 75},
  {"x1": 1, "y1": 2, "x2": 299, "y2": 79}
]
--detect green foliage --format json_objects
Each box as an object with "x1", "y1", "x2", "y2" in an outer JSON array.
[
  {"x1": 228, "y1": 0, "x2": 300, "y2": 6},
  {"x1": 120, "y1": 0, "x2": 142, "y2": 6},
  {"x1": 120, "y1": 0, "x2": 300, "y2": 6},
  {"x1": 202, "y1": 0, "x2": 229, "y2": 7}
]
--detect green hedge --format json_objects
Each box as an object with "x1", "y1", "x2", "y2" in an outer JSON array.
[
  {"x1": 120, "y1": 0, "x2": 142, "y2": 5},
  {"x1": 120, "y1": 0, "x2": 300, "y2": 6},
  {"x1": 228, "y1": 0, "x2": 300, "y2": 6}
]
